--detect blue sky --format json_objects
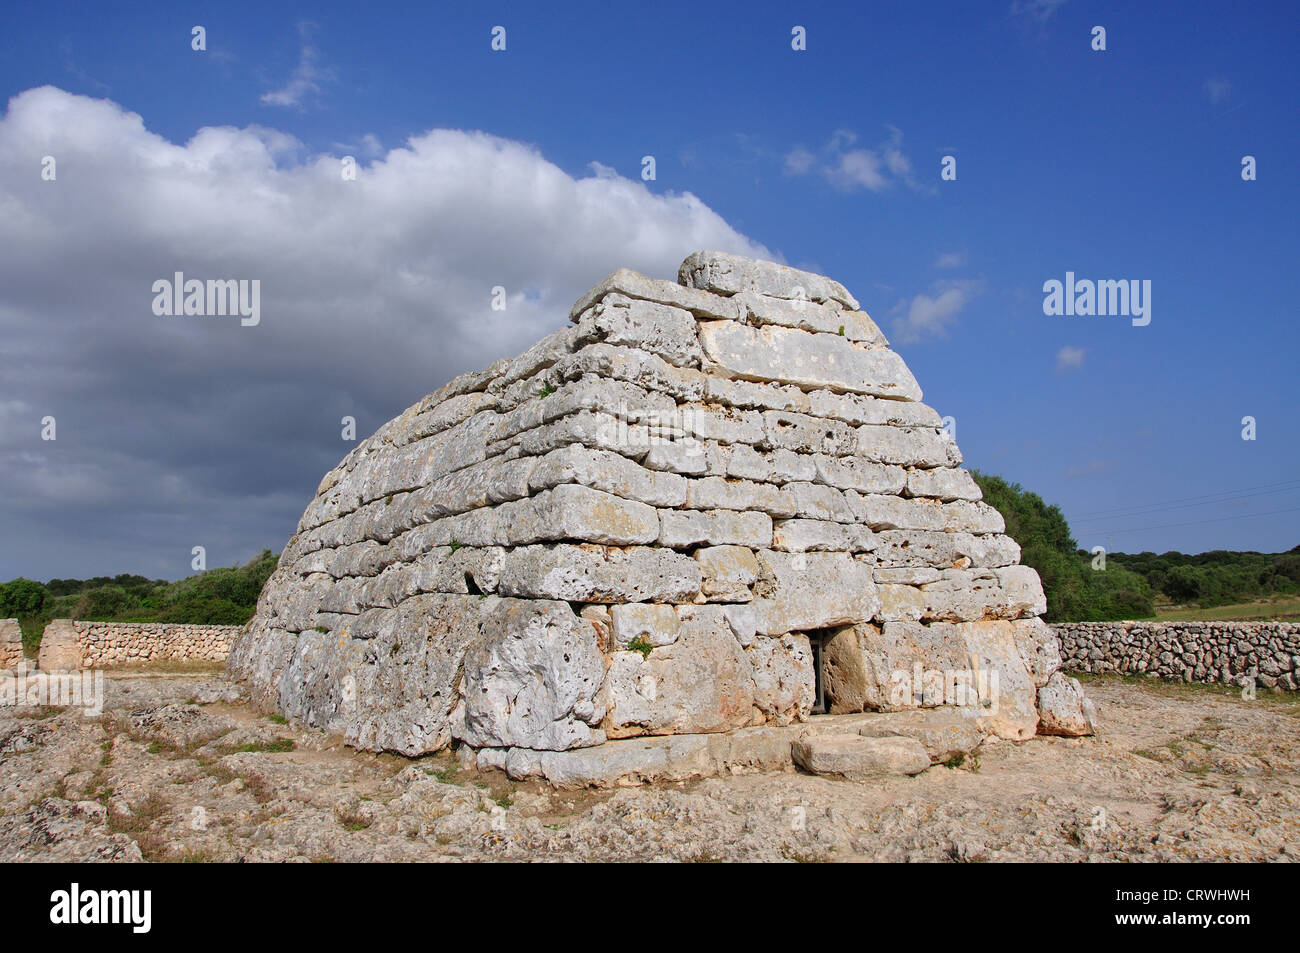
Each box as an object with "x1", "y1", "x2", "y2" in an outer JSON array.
[{"x1": 1, "y1": 0, "x2": 1297, "y2": 579}]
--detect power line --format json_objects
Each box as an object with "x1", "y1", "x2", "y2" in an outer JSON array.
[
  {"x1": 1079, "y1": 504, "x2": 1300, "y2": 538},
  {"x1": 1073, "y1": 483, "x2": 1300, "y2": 524},
  {"x1": 1071, "y1": 478, "x2": 1300, "y2": 522}
]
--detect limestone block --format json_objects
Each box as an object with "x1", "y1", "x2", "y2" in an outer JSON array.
[
  {"x1": 771, "y1": 518, "x2": 874, "y2": 553},
  {"x1": 657, "y1": 509, "x2": 712, "y2": 548},
  {"x1": 811, "y1": 453, "x2": 907, "y2": 494},
  {"x1": 694, "y1": 545, "x2": 761, "y2": 601},
  {"x1": 575, "y1": 294, "x2": 702, "y2": 367},
  {"x1": 763, "y1": 410, "x2": 857, "y2": 456},
  {"x1": 807, "y1": 390, "x2": 942, "y2": 428},
  {"x1": 601, "y1": 606, "x2": 757, "y2": 737},
  {"x1": 725, "y1": 444, "x2": 817, "y2": 483},
  {"x1": 872, "y1": 530, "x2": 1021, "y2": 569},
  {"x1": 784, "y1": 482, "x2": 857, "y2": 522},
  {"x1": 642, "y1": 437, "x2": 709, "y2": 475},
  {"x1": 528, "y1": 445, "x2": 687, "y2": 508},
  {"x1": 722, "y1": 603, "x2": 759, "y2": 647},
  {"x1": 281, "y1": 594, "x2": 492, "y2": 756},
  {"x1": 498, "y1": 544, "x2": 702, "y2": 603},
  {"x1": 509, "y1": 484, "x2": 661, "y2": 547},
  {"x1": 568, "y1": 267, "x2": 745, "y2": 323},
  {"x1": 919, "y1": 569, "x2": 1005, "y2": 622},
  {"x1": 454, "y1": 600, "x2": 607, "y2": 751},
  {"x1": 846, "y1": 493, "x2": 947, "y2": 532},
  {"x1": 749, "y1": 552, "x2": 880, "y2": 636},
  {"x1": 874, "y1": 567, "x2": 942, "y2": 585},
  {"x1": 905, "y1": 467, "x2": 982, "y2": 501},
  {"x1": 854, "y1": 426, "x2": 957, "y2": 467},
  {"x1": 555, "y1": 342, "x2": 707, "y2": 403},
  {"x1": 488, "y1": 324, "x2": 581, "y2": 392},
  {"x1": 792, "y1": 734, "x2": 929, "y2": 780},
  {"x1": 611, "y1": 603, "x2": 680, "y2": 648},
  {"x1": 0, "y1": 618, "x2": 24, "y2": 669},
  {"x1": 822, "y1": 625, "x2": 872, "y2": 714},
  {"x1": 856, "y1": 709, "x2": 988, "y2": 764},
  {"x1": 1014, "y1": 617, "x2": 1062, "y2": 687},
  {"x1": 875, "y1": 584, "x2": 927, "y2": 623},
  {"x1": 685, "y1": 476, "x2": 794, "y2": 517},
  {"x1": 676, "y1": 405, "x2": 765, "y2": 445},
  {"x1": 698, "y1": 321, "x2": 922, "y2": 401},
  {"x1": 736, "y1": 290, "x2": 886, "y2": 345},
  {"x1": 747, "y1": 633, "x2": 815, "y2": 725},
  {"x1": 680, "y1": 250, "x2": 860, "y2": 309},
  {"x1": 995, "y1": 565, "x2": 1048, "y2": 617}
]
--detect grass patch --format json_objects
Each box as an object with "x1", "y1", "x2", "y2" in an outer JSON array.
[
  {"x1": 1073, "y1": 671, "x2": 1300, "y2": 710},
  {"x1": 16, "y1": 706, "x2": 61, "y2": 720},
  {"x1": 225, "y1": 737, "x2": 295, "y2": 754},
  {"x1": 627, "y1": 635, "x2": 654, "y2": 659},
  {"x1": 1154, "y1": 596, "x2": 1300, "y2": 622}
]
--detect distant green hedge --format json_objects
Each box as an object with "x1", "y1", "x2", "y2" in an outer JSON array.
[{"x1": 2, "y1": 549, "x2": 277, "y2": 651}]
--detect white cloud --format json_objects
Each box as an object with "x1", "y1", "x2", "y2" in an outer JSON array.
[
  {"x1": 935, "y1": 251, "x2": 966, "y2": 269},
  {"x1": 785, "y1": 126, "x2": 925, "y2": 194},
  {"x1": 890, "y1": 280, "x2": 981, "y2": 344},
  {"x1": 1009, "y1": 0, "x2": 1068, "y2": 23},
  {"x1": 1056, "y1": 345, "x2": 1086, "y2": 370},
  {"x1": 1203, "y1": 77, "x2": 1233, "y2": 105},
  {"x1": 0, "y1": 85, "x2": 769, "y2": 577},
  {"x1": 260, "y1": 23, "x2": 330, "y2": 109},
  {"x1": 783, "y1": 148, "x2": 815, "y2": 175}
]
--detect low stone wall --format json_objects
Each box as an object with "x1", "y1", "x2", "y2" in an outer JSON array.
[
  {"x1": 0, "y1": 619, "x2": 23, "y2": 669},
  {"x1": 36, "y1": 619, "x2": 243, "y2": 669},
  {"x1": 1055, "y1": 621, "x2": 1300, "y2": 690}
]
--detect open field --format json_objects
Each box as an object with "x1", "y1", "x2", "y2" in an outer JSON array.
[
  {"x1": 2, "y1": 670, "x2": 1297, "y2": 862},
  {"x1": 1154, "y1": 597, "x2": 1300, "y2": 623}
]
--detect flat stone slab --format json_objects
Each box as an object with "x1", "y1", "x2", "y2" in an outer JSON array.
[
  {"x1": 484, "y1": 725, "x2": 796, "y2": 789},
  {"x1": 475, "y1": 710, "x2": 965, "y2": 788},
  {"x1": 792, "y1": 733, "x2": 930, "y2": 780}
]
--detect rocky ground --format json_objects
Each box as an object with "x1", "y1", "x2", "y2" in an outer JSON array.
[{"x1": 2, "y1": 668, "x2": 1297, "y2": 862}]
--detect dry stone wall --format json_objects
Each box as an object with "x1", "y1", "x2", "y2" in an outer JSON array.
[
  {"x1": 1056, "y1": 621, "x2": 1300, "y2": 690},
  {"x1": 37, "y1": 619, "x2": 241, "y2": 669},
  {"x1": 0, "y1": 619, "x2": 23, "y2": 669},
  {"x1": 230, "y1": 251, "x2": 1096, "y2": 761}
]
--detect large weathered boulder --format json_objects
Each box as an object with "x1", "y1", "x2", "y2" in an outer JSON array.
[
  {"x1": 228, "y1": 251, "x2": 1093, "y2": 767},
  {"x1": 1036, "y1": 671, "x2": 1100, "y2": 736}
]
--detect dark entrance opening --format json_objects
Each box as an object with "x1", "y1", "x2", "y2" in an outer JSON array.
[{"x1": 809, "y1": 632, "x2": 828, "y2": 714}]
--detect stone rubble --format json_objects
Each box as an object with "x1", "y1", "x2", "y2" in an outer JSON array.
[{"x1": 229, "y1": 251, "x2": 1093, "y2": 779}]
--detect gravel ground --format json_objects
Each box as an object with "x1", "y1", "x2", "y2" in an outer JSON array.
[{"x1": 2, "y1": 668, "x2": 1296, "y2": 862}]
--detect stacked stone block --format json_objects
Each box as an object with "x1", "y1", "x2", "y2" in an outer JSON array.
[{"x1": 230, "y1": 251, "x2": 1094, "y2": 758}]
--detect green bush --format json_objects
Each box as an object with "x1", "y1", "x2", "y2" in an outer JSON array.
[
  {"x1": 970, "y1": 471, "x2": 1154, "y2": 622},
  {"x1": 2, "y1": 549, "x2": 278, "y2": 642},
  {"x1": 0, "y1": 578, "x2": 49, "y2": 617}
]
